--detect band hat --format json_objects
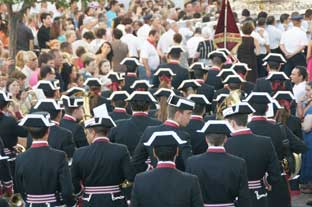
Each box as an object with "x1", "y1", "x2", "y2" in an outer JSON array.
[
  {"x1": 143, "y1": 131, "x2": 187, "y2": 147},
  {"x1": 197, "y1": 120, "x2": 234, "y2": 136},
  {"x1": 61, "y1": 95, "x2": 84, "y2": 108},
  {"x1": 168, "y1": 94, "x2": 195, "y2": 110},
  {"x1": 19, "y1": 112, "x2": 55, "y2": 127},
  {"x1": 189, "y1": 62, "x2": 209, "y2": 71},
  {"x1": 154, "y1": 68, "x2": 176, "y2": 77},
  {"x1": 223, "y1": 102, "x2": 255, "y2": 118},
  {"x1": 153, "y1": 88, "x2": 175, "y2": 98},
  {"x1": 126, "y1": 91, "x2": 157, "y2": 103},
  {"x1": 187, "y1": 94, "x2": 211, "y2": 105},
  {"x1": 107, "y1": 91, "x2": 130, "y2": 101}
]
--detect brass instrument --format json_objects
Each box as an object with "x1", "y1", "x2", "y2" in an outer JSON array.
[
  {"x1": 3, "y1": 193, "x2": 24, "y2": 207},
  {"x1": 282, "y1": 153, "x2": 302, "y2": 180},
  {"x1": 82, "y1": 92, "x2": 92, "y2": 122},
  {"x1": 14, "y1": 144, "x2": 26, "y2": 154},
  {"x1": 216, "y1": 89, "x2": 242, "y2": 120}
]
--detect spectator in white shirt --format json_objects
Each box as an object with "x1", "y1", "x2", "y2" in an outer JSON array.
[
  {"x1": 121, "y1": 25, "x2": 141, "y2": 58},
  {"x1": 137, "y1": 14, "x2": 153, "y2": 41},
  {"x1": 21, "y1": 51, "x2": 38, "y2": 89},
  {"x1": 291, "y1": 66, "x2": 308, "y2": 103},
  {"x1": 157, "y1": 22, "x2": 178, "y2": 60},
  {"x1": 72, "y1": 31, "x2": 95, "y2": 55},
  {"x1": 277, "y1": 13, "x2": 291, "y2": 32},
  {"x1": 266, "y1": 16, "x2": 282, "y2": 53},
  {"x1": 186, "y1": 28, "x2": 204, "y2": 65},
  {"x1": 89, "y1": 28, "x2": 107, "y2": 54},
  {"x1": 280, "y1": 12, "x2": 308, "y2": 76},
  {"x1": 140, "y1": 29, "x2": 160, "y2": 79},
  {"x1": 252, "y1": 17, "x2": 270, "y2": 78}
]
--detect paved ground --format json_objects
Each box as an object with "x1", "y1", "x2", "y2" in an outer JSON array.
[{"x1": 293, "y1": 194, "x2": 312, "y2": 207}]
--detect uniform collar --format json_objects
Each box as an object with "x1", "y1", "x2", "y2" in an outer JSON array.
[
  {"x1": 132, "y1": 111, "x2": 148, "y2": 117},
  {"x1": 92, "y1": 137, "x2": 110, "y2": 143},
  {"x1": 114, "y1": 107, "x2": 127, "y2": 113},
  {"x1": 31, "y1": 141, "x2": 49, "y2": 148},
  {"x1": 231, "y1": 128, "x2": 253, "y2": 136},
  {"x1": 52, "y1": 121, "x2": 59, "y2": 126},
  {"x1": 156, "y1": 161, "x2": 176, "y2": 169},
  {"x1": 63, "y1": 114, "x2": 77, "y2": 122},
  {"x1": 168, "y1": 60, "x2": 180, "y2": 64},
  {"x1": 164, "y1": 119, "x2": 180, "y2": 128},
  {"x1": 191, "y1": 115, "x2": 203, "y2": 121},
  {"x1": 196, "y1": 79, "x2": 205, "y2": 85},
  {"x1": 126, "y1": 72, "x2": 137, "y2": 78},
  {"x1": 250, "y1": 116, "x2": 267, "y2": 122},
  {"x1": 207, "y1": 146, "x2": 226, "y2": 153}
]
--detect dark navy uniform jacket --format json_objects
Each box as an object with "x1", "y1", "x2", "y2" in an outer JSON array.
[
  {"x1": 60, "y1": 115, "x2": 88, "y2": 148},
  {"x1": 27, "y1": 123, "x2": 76, "y2": 158},
  {"x1": 183, "y1": 116, "x2": 208, "y2": 155},
  {"x1": 186, "y1": 147, "x2": 251, "y2": 207},
  {"x1": 132, "y1": 120, "x2": 192, "y2": 173},
  {"x1": 15, "y1": 141, "x2": 76, "y2": 206},
  {"x1": 131, "y1": 162, "x2": 203, "y2": 207},
  {"x1": 109, "y1": 113, "x2": 161, "y2": 155},
  {"x1": 71, "y1": 137, "x2": 133, "y2": 207}
]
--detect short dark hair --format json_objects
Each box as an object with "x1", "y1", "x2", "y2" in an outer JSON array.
[
  {"x1": 60, "y1": 42, "x2": 71, "y2": 51},
  {"x1": 212, "y1": 56, "x2": 224, "y2": 66},
  {"x1": 95, "y1": 28, "x2": 106, "y2": 38},
  {"x1": 91, "y1": 126, "x2": 110, "y2": 136},
  {"x1": 194, "y1": 27, "x2": 201, "y2": 34},
  {"x1": 113, "y1": 28, "x2": 123, "y2": 39},
  {"x1": 206, "y1": 133, "x2": 226, "y2": 146},
  {"x1": 266, "y1": 16, "x2": 275, "y2": 25},
  {"x1": 193, "y1": 69, "x2": 207, "y2": 79},
  {"x1": 242, "y1": 9, "x2": 250, "y2": 17},
  {"x1": 257, "y1": 11, "x2": 268, "y2": 20},
  {"x1": 40, "y1": 65, "x2": 54, "y2": 79},
  {"x1": 280, "y1": 13, "x2": 290, "y2": 23},
  {"x1": 76, "y1": 46, "x2": 86, "y2": 57},
  {"x1": 173, "y1": 33, "x2": 182, "y2": 44},
  {"x1": 154, "y1": 146, "x2": 177, "y2": 161},
  {"x1": 227, "y1": 114, "x2": 248, "y2": 127},
  {"x1": 193, "y1": 13, "x2": 201, "y2": 18},
  {"x1": 257, "y1": 17, "x2": 266, "y2": 26},
  {"x1": 64, "y1": 107, "x2": 76, "y2": 115},
  {"x1": 0, "y1": 101, "x2": 8, "y2": 110},
  {"x1": 193, "y1": 104, "x2": 205, "y2": 115},
  {"x1": 168, "y1": 51, "x2": 181, "y2": 60},
  {"x1": 250, "y1": 103, "x2": 267, "y2": 116},
  {"x1": 148, "y1": 29, "x2": 158, "y2": 37},
  {"x1": 305, "y1": 9, "x2": 312, "y2": 17},
  {"x1": 295, "y1": 66, "x2": 308, "y2": 81},
  {"x1": 38, "y1": 52, "x2": 54, "y2": 67},
  {"x1": 40, "y1": 12, "x2": 51, "y2": 22},
  {"x1": 131, "y1": 101, "x2": 150, "y2": 112},
  {"x1": 83, "y1": 31, "x2": 95, "y2": 41},
  {"x1": 202, "y1": 15, "x2": 210, "y2": 23},
  {"x1": 110, "y1": 0, "x2": 119, "y2": 8},
  {"x1": 27, "y1": 127, "x2": 49, "y2": 139},
  {"x1": 113, "y1": 100, "x2": 127, "y2": 108}
]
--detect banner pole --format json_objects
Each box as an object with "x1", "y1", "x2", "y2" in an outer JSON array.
[{"x1": 224, "y1": 0, "x2": 228, "y2": 48}]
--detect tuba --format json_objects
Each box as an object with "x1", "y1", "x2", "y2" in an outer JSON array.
[
  {"x1": 82, "y1": 92, "x2": 92, "y2": 122},
  {"x1": 216, "y1": 89, "x2": 242, "y2": 120}
]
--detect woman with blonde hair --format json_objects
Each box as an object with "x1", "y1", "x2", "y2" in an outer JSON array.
[{"x1": 15, "y1": 50, "x2": 27, "y2": 70}]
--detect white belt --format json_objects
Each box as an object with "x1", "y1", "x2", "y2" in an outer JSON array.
[
  {"x1": 26, "y1": 194, "x2": 57, "y2": 204},
  {"x1": 248, "y1": 180, "x2": 262, "y2": 189},
  {"x1": 84, "y1": 185, "x2": 121, "y2": 195},
  {"x1": 204, "y1": 203, "x2": 235, "y2": 207}
]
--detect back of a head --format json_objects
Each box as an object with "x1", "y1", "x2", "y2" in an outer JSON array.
[
  {"x1": 257, "y1": 11, "x2": 268, "y2": 20},
  {"x1": 305, "y1": 9, "x2": 312, "y2": 18},
  {"x1": 194, "y1": 27, "x2": 202, "y2": 34},
  {"x1": 257, "y1": 17, "x2": 266, "y2": 27},
  {"x1": 40, "y1": 65, "x2": 53, "y2": 79},
  {"x1": 251, "y1": 103, "x2": 267, "y2": 116},
  {"x1": 266, "y1": 16, "x2": 275, "y2": 25},
  {"x1": 113, "y1": 28, "x2": 123, "y2": 40},
  {"x1": 131, "y1": 101, "x2": 150, "y2": 112},
  {"x1": 295, "y1": 66, "x2": 308, "y2": 81},
  {"x1": 173, "y1": 33, "x2": 182, "y2": 44},
  {"x1": 83, "y1": 31, "x2": 95, "y2": 41},
  {"x1": 280, "y1": 13, "x2": 290, "y2": 23},
  {"x1": 96, "y1": 28, "x2": 106, "y2": 39},
  {"x1": 242, "y1": 9, "x2": 250, "y2": 17},
  {"x1": 154, "y1": 145, "x2": 177, "y2": 161}
]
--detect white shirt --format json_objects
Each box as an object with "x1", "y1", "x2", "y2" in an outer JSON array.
[
  {"x1": 121, "y1": 33, "x2": 141, "y2": 57},
  {"x1": 157, "y1": 29, "x2": 175, "y2": 54},
  {"x1": 137, "y1": 24, "x2": 151, "y2": 41},
  {"x1": 140, "y1": 40, "x2": 160, "y2": 71},
  {"x1": 280, "y1": 27, "x2": 308, "y2": 54},
  {"x1": 21, "y1": 65, "x2": 33, "y2": 88},
  {"x1": 186, "y1": 35, "x2": 204, "y2": 59},
  {"x1": 89, "y1": 39, "x2": 105, "y2": 54},
  {"x1": 251, "y1": 28, "x2": 269, "y2": 55},
  {"x1": 72, "y1": 39, "x2": 91, "y2": 55},
  {"x1": 293, "y1": 81, "x2": 306, "y2": 103},
  {"x1": 266, "y1": 25, "x2": 282, "y2": 50}
]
